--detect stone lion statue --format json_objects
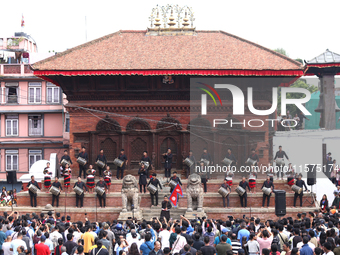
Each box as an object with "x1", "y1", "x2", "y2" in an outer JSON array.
[
  {"x1": 121, "y1": 175, "x2": 140, "y2": 212},
  {"x1": 186, "y1": 173, "x2": 204, "y2": 212}
]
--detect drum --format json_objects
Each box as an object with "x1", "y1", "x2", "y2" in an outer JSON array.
[
  {"x1": 60, "y1": 159, "x2": 70, "y2": 167},
  {"x1": 200, "y1": 159, "x2": 210, "y2": 166},
  {"x1": 184, "y1": 158, "x2": 194, "y2": 168},
  {"x1": 96, "y1": 160, "x2": 105, "y2": 169},
  {"x1": 276, "y1": 158, "x2": 285, "y2": 167},
  {"x1": 235, "y1": 186, "x2": 245, "y2": 196},
  {"x1": 49, "y1": 186, "x2": 60, "y2": 196},
  {"x1": 140, "y1": 161, "x2": 150, "y2": 169},
  {"x1": 73, "y1": 186, "x2": 84, "y2": 195},
  {"x1": 262, "y1": 187, "x2": 272, "y2": 196},
  {"x1": 77, "y1": 157, "x2": 87, "y2": 166},
  {"x1": 222, "y1": 158, "x2": 233, "y2": 166},
  {"x1": 147, "y1": 184, "x2": 158, "y2": 194},
  {"x1": 218, "y1": 187, "x2": 229, "y2": 197},
  {"x1": 113, "y1": 158, "x2": 124, "y2": 167},
  {"x1": 28, "y1": 184, "x2": 38, "y2": 194},
  {"x1": 291, "y1": 184, "x2": 302, "y2": 194},
  {"x1": 95, "y1": 186, "x2": 105, "y2": 196},
  {"x1": 245, "y1": 158, "x2": 256, "y2": 166},
  {"x1": 169, "y1": 180, "x2": 177, "y2": 189}
]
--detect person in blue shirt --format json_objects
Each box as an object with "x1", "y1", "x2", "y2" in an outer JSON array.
[
  {"x1": 5, "y1": 226, "x2": 13, "y2": 237},
  {"x1": 140, "y1": 232, "x2": 155, "y2": 255},
  {"x1": 237, "y1": 223, "x2": 250, "y2": 242},
  {"x1": 214, "y1": 228, "x2": 232, "y2": 247},
  {"x1": 0, "y1": 223, "x2": 6, "y2": 254},
  {"x1": 300, "y1": 237, "x2": 313, "y2": 255}
]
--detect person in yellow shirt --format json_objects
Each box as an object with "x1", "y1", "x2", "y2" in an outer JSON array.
[{"x1": 81, "y1": 226, "x2": 94, "y2": 255}]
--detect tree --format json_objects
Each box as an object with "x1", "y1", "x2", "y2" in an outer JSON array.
[
  {"x1": 274, "y1": 48, "x2": 288, "y2": 57},
  {"x1": 277, "y1": 79, "x2": 318, "y2": 117}
]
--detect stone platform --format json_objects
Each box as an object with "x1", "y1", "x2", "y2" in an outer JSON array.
[{"x1": 14, "y1": 176, "x2": 318, "y2": 222}]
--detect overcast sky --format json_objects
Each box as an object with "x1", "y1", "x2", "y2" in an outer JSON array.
[{"x1": 1, "y1": 0, "x2": 339, "y2": 61}]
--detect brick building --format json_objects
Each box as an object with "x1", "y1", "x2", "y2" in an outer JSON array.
[{"x1": 32, "y1": 19, "x2": 303, "y2": 176}]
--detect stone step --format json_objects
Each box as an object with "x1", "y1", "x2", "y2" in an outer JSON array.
[
  {"x1": 0, "y1": 206, "x2": 317, "y2": 222},
  {"x1": 16, "y1": 190, "x2": 316, "y2": 208},
  {"x1": 27, "y1": 178, "x2": 295, "y2": 193}
]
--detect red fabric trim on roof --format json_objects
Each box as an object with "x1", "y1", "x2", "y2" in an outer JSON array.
[{"x1": 34, "y1": 69, "x2": 304, "y2": 77}]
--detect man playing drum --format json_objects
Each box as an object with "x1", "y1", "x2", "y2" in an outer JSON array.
[
  {"x1": 274, "y1": 146, "x2": 289, "y2": 180},
  {"x1": 221, "y1": 178, "x2": 231, "y2": 208},
  {"x1": 261, "y1": 176, "x2": 274, "y2": 208},
  {"x1": 147, "y1": 173, "x2": 163, "y2": 207}
]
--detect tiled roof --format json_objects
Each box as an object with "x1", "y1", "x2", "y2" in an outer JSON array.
[{"x1": 32, "y1": 30, "x2": 303, "y2": 71}]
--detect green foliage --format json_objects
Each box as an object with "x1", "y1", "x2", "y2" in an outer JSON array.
[
  {"x1": 277, "y1": 79, "x2": 318, "y2": 116},
  {"x1": 274, "y1": 48, "x2": 288, "y2": 57},
  {"x1": 295, "y1": 58, "x2": 303, "y2": 64}
]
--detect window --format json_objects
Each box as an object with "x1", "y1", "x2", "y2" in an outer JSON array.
[
  {"x1": 65, "y1": 118, "x2": 70, "y2": 132},
  {"x1": 28, "y1": 82, "x2": 41, "y2": 104},
  {"x1": 47, "y1": 83, "x2": 60, "y2": 103},
  {"x1": 5, "y1": 83, "x2": 18, "y2": 104},
  {"x1": 29, "y1": 150, "x2": 42, "y2": 168},
  {"x1": 28, "y1": 115, "x2": 43, "y2": 136},
  {"x1": 0, "y1": 39, "x2": 3, "y2": 47},
  {"x1": 6, "y1": 115, "x2": 18, "y2": 136},
  {"x1": 6, "y1": 150, "x2": 18, "y2": 171}
]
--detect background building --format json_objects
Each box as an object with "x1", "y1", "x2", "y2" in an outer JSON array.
[{"x1": 0, "y1": 32, "x2": 69, "y2": 179}]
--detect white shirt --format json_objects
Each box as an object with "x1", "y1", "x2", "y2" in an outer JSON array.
[
  {"x1": 73, "y1": 231, "x2": 82, "y2": 243},
  {"x1": 158, "y1": 230, "x2": 170, "y2": 248},
  {"x1": 25, "y1": 227, "x2": 34, "y2": 248},
  {"x1": 10, "y1": 239, "x2": 27, "y2": 255},
  {"x1": 172, "y1": 235, "x2": 187, "y2": 253},
  {"x1": 325, "y1": 252, "x2": 334, "y2": 255},
  {"x1": 128, "y1": 238, "x2": 142, "y2": 250},
  {"x1": 3, "y1": 242, "x2": 13, "y2": 255}
]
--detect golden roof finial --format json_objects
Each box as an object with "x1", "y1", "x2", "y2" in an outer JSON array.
[{"x1": 168, "y1": 8, "x2": 176, "y2": 27}]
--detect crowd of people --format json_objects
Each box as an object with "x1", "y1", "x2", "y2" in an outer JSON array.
[{"x1": 0, "y1": 209, "x2": 338, "y2": 255}]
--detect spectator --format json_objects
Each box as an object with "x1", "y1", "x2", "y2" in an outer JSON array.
[
  {"x1": 203, "y1": 220, "x2": 217, "y2": 247},
  {"x1": 100, "y1": 232, "x2": 111, "y2": 253},
  {"x1": 92, "y1": 242, "x2": 108, "y2": 255},
  {"x1": 200, "y1": 236, "x2": 216, "y2": 255},
  {"x1": 256, "y1": 228, "x2": 273, "y2": 255},
  {"x1": 299, "y1": 238, "x2": 312, "y2": 255},
  {"x1": 61, "y1": 247, "x2": 67, "y2": 255},
  {"x1": 244, "y1": 233, "x2": 259, "y2": 255},
  {"x1": 163, "y1": 248, "x2": 170, "y2": 255},
  {"x1": 43, "y1": 232, "x2": 54, "y2": 254},
  {"x1": 64, "y1": 234, "x2": 77, "y2": 255},
  {"x1": 280, "y1": 243, "x2": 290, "y2": 255},
  {"x1": 238, "y1": 224, "x2": 250, "y2": 242},
  {"x1": 128, "y1": 243, "x2": 140, "y2": 255},
  {"x1": 334, "y1": 239, "x2": 340, "y2": 255},
  {"x1": 17, "y1": 246, "x2": 25, "y2": 255},
  {"x1": 193, "y1": 233, "x2": 205, "y2": 251},
  {"x1": 10, "y1": 233, "x2": 27, "y2": 255},
  {"x1": 149, "y1": 241, "x2": 163, "y2": 255},
  {"x1": 270, "y1": 245, "x2": 280, "y2": 255},
  {"x1": 158, "y1": 224, "x2": 170, "y2": 249},
  {"x1": 70, "y1": 239, "x2": 84, "y2": 255},
  {"x1": 82, "y1": 227, "x2": 94, "y2": 255},
  {"x1": 170, "y1": 227, "x2": 186, "y2": 254},
  {"x1": 216, "y1": 235, "x2": 231, "y2": 255},
  {"x1": 3, "y1": 236, "x2": 13, "y2": 255},
  {"x1": 322, "y1": 242, "x2": 333, "y2": 255},
  {"x1": 214, "y1": 228, "x2": 232, "y2": 247},
  {"x1": 231, "y1": 234, "x2": 241, "y2": 255},
  {"x1": 35, "y1": 235, "x2": 50, "y2": 255}
]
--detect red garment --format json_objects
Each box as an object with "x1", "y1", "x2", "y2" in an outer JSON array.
[
  {"x1": 23, "y1": 52, "x2": 29, "y2": 58},
  {"x1": 35, "y1": 243, "x2": 51, "y2": 255},
  {"x1": 249, "y1": 179, "x2": 256, "y2": 188}
]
